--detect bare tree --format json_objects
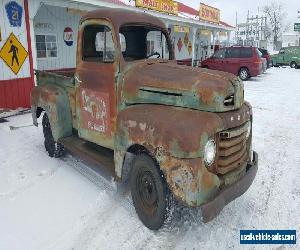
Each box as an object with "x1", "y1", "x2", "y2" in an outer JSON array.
[{"x1": 263, "y1": 2, "x2": 289, "y2": 48}]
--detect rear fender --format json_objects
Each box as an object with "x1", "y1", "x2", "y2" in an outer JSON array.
[{"x1": 31, "y1": 85, "x2": 72, "y2": 141}]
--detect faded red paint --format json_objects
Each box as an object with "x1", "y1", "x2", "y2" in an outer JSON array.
[{"x1": 80, "y1": 89, "x2": 111, "y2": 135}]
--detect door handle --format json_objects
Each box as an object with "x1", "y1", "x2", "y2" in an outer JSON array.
[{"x1": 74, "y1": 75, "x2": 82, "y2": 84}]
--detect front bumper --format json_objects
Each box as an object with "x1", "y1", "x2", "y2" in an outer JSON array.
[{"x1": 201, "y1": 151, "x2": 258, "y2": 223}]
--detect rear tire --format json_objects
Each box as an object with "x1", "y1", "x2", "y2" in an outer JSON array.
[
  {"x1": 130, "y1": 154, "x2": 172, "y2": 230},
  {"x1": 239, "y1": 67, "x2": 249, "y2": 81},
  {"x1": 42, "y1": 113, "x2": 64, "y2": 158},
  {"x1": 290, "y1": 61, "x2": 297, "y2": 68}
]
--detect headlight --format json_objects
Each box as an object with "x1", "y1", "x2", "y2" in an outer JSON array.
[
  {"x1": 246, "y1": 121, "x2": 251, "y2": 139},
  {"x1": 204, "y1": 139, "x2": 216, "y2": 166}
]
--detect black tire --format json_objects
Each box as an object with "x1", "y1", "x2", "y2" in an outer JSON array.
[
  {"x1": 42, "y1": 113, "x2": 64, "y2": 158},
  {"x1": 239, "y1": 67, "x2": 249, "y2": 81},
  {"x1": 290, "y1": 61, "x2": 297, "y2": 68},
  {"x1": 130, "y1": 154, "x2": 172, "y2": 230}
]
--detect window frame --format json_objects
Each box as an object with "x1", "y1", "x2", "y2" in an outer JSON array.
[
  {"x1": 35, "y1": 33, "x2": 58, "y2": 60},
  {"x1": 119, "y1": 24, "x2": 173, "y2": 62},
  {"x1": 82, "y1": 24, "x2": 116, "y2": 63}
]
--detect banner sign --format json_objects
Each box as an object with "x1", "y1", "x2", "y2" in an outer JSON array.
[
  {"x1": 135, "y1": 0, "x2": 178, "y2": 15},
  {"x1": 174, "y1": 25, "x2": 189, "y2": 33},
  {"x1": 5, "y1": 1, "x2": 23, "y2": 27},
  {"x1": 294, "y1": 23, "x2": 300, "y2": 31},
  {"x1": 199, "y1": 3, "x2": 220, "y2": 24}
]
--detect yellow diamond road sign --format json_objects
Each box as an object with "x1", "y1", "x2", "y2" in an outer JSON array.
[{"x1": 0, "y1": 32, "x2": 28, "y2": 75}]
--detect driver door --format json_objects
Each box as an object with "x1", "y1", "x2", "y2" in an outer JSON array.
[
  {"x1": 277, "y1": 48, "x2": 285, "y2": 64},
  {"x1": 75, "y1": 19, "x2": 118, "y2": 149}
]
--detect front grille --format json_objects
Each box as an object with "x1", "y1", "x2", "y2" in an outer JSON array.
[{"x1": 217, "y1": 122, "x2": 250, "y2": 174}]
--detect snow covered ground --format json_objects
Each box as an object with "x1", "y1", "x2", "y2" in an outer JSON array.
[{"x1": 0, "y1": 67, "x2": 299, "y2": 250}]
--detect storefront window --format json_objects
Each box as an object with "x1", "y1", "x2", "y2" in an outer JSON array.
[{"x1": 36, "y1": 34, "x2": 57, "y2": 58}]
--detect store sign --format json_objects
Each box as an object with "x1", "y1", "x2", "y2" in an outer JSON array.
[
  {"x1": 63, "y1": 27, "x2": 74, "y2": 46},
  {"x1": 199, "y1": 3, "x2": 220, "y2": 24},
  {"x1": 35, "y1": 22, "x2": 54, "y2": 31},
  {"x1": 174, "y1": 25, "x2": 189, "y2": 33},
  {"x1": 200, "y1": 29, "x2": 212, "y2": 36},
  {"x1": 0, "y1": 32, "x2": 28, "y2": 75},
  {"x1": 135, "y1": 0, "x2": 178, "y2": 15},
  {"x1": 5, "y1": 1, "x2": 23, "y2": 27},
  {"x1": 294, "y1": 23, "x2": 300, "y2": 31}
]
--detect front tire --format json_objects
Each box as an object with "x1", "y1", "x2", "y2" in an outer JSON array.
[
  {"x1": 130, "y1": 154, "x2": 172, "y2": 230},
  {"x1": 290, "y1": 61, "x2": 297, "y2": 68},
  {"x1": 42, "y1": 113, "x2": 64, "y2": 158},
  {"x1": 239, "y1": 67, "x2": 249, "y2": 81}
]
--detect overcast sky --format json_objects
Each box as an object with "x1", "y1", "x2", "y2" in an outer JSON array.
[{"x1": 177, "y1": 0, "x2": 299, "y2": 30}]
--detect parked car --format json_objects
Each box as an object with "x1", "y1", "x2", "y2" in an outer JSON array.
[
  {"x1": 201, "y1": 46, "x2": 264, "y2": 81},
  {"x1": 258, "y1": 48, "x2": 272, "y2": 68},
  {"x1": 31, "y1": 9, "x2": 258, "y2": 230},
  {"x1": 271, "y1": 46, "x2": 300, "y2": 68}
]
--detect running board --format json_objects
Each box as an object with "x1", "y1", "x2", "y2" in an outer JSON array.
[{"x1": 59, "y1": 135, "x2": 116, "y2": 179}]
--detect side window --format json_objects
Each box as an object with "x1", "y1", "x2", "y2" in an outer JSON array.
[
  {"x1": 146, "y1": 31, "x2": 169, "y2": 59},
  {"x1": 279, "y1": 48, "x2": 285, "y2": 54},
  {"x1": 240, "y1": 48, "x2": 253, "y2": 58},
  {"x1": 226, "y1": 48, "x2": 240, "y2": 58},
  {"x1": 36, "y1": 34, "x2": 57, "y2": 58},
  {"x1": 82, "y1": 25, "x2": 115, "y2": 62},
  {"x1": 213, "y1": 49, "x2": 225, "y2": 59}
]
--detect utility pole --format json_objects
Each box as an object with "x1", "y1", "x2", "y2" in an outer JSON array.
[{"x1": 246, "y1": 10, "x2": 250, "y2": 45}]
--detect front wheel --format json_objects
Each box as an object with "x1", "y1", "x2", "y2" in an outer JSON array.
[
  {"x1": 42, "y1": 113, "x2": 64, "y2": 158},
  {"x1": 239, "y1": 68, "x2": 249, "y2": 81},
  {"x1": 130, "y1": 154, "x2": 172, "y2": 230},
  {"x1": 290, "y1": 61, "x2": 297, "y2": 68}
]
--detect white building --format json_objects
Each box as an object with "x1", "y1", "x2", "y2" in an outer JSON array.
[{"x1": 0, "y1": 0, "x2": 234, "y2": 109}]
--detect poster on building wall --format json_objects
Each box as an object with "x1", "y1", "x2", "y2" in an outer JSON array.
[
  {"x1": 174, "y1": 25, "x2": 189, "y2": 33},
  {"x1": 0, "y1": 0, "x2": 30, "y2": 80},
  {"x1": 63, "y1": 27, "x2": 74, "y2": 46}
]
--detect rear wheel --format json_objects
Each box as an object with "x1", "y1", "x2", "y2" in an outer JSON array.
[
  {"x1": 42, "y1": 113, "x2": 64, "y2": 158},
  {"x1": 130, "y1": 154, "x2": 172, "y2": 230},
  {"x1": 239, "y1": 67, "x2": 249, "y2": 81},
  {"x1": 290, "y1": 61, "x2": 297, "y2": 68}
]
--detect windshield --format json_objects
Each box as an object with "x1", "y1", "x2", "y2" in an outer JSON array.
[{"x1": 119, "y1": 25, "x2": 171, "y2": 61}]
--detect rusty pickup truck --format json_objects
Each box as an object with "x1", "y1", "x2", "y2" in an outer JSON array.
[{"x1": 31, "y1": 9, "x2": 258, "y2": 230}]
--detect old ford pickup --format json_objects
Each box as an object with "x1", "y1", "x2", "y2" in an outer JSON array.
[{"x1": 31, "y1": 9, "x2": 258, "y2": 230}]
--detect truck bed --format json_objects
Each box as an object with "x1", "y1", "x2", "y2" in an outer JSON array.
[{"x1": 35, "y1": 69, "x2": 75, "y2": 88}]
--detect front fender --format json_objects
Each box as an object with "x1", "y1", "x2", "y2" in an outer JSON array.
[
  {"x1": 31, "y1": 85, "x2": 72, "y2": 141},
  {"x1": 114, "y1": 104, "x2": 224, "y2": 178}
]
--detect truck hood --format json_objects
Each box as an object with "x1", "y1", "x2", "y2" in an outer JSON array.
[{"x1": 121, "y1": 60, "x2": 244, "y2": 112}]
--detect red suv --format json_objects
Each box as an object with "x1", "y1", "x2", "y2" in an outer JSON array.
[
  {"x1": 200, "y1": 46, "x2": 263, "y2": 81},
  {"x1": 258, "y1": 48, "x2": 272, "y2": 68}
]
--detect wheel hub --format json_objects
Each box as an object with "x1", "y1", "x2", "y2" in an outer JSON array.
[{"x1": 137, "y1": 171, "x2": 158, "y2": 211}]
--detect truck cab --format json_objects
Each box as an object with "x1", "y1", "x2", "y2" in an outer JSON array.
[
  {"x1": 272, "y1": 46, "x2": 300, "y2": 68},
  {"x1": 31, "y1": 9, "x2": 258, "y2": 230}
]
